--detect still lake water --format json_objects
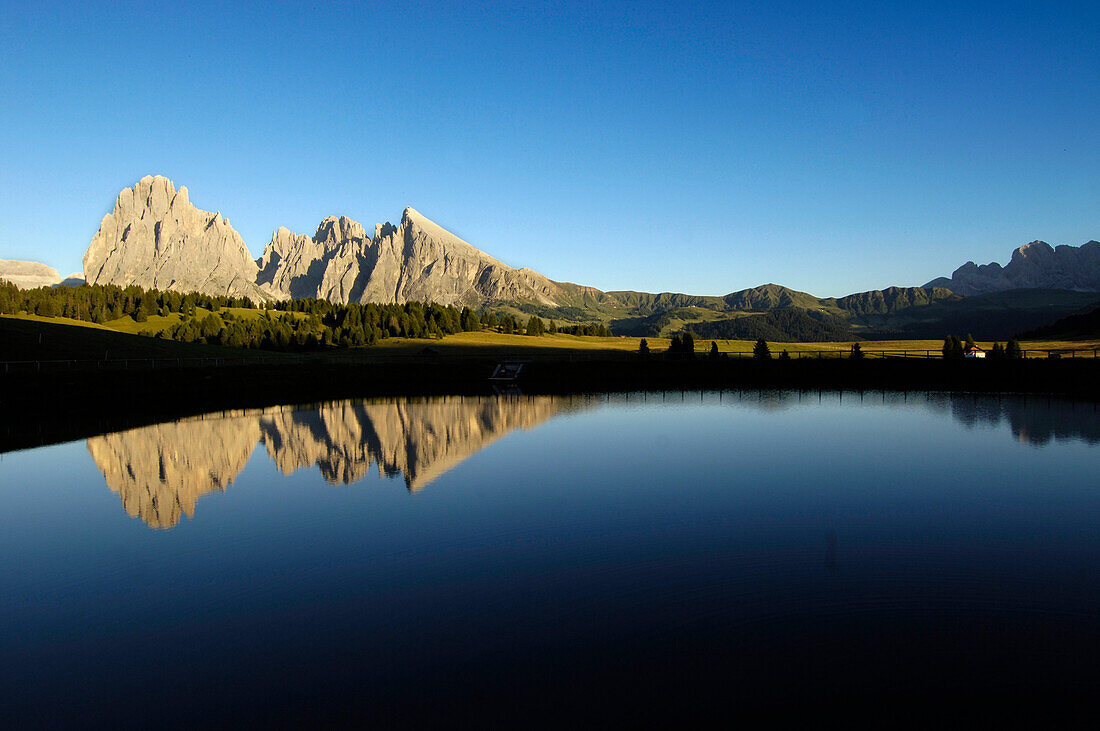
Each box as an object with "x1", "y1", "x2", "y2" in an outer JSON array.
[{"x1": 2, "y1": 391, "x2": 1099, "y2": 725}]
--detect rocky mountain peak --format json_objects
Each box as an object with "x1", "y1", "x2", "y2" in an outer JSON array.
[
  {"x1": 315, "y1": 215, "x2": 368, "y2": 244},
  {"x1": 926, "y1": 240, "x2": 1100, "y2": 295},
  {"x1": 79, "y1": 177, "x2": 570, "y2": 307},
  {"x1": 83, "y1": 175, "x2": 282, "y2": 302},
  {"x1": 255, "y1": 205, "x2": 561, "y2": 307}
]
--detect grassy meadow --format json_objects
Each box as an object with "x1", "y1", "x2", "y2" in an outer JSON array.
[{"x1": 3, "y1": 312, "x2": 1099, "y2": 363}]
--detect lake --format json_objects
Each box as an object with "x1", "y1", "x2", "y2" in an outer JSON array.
[{"x1": 2, "y1": 391, "x2": 1099, "y2": 725}]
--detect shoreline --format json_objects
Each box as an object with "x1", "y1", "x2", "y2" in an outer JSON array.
[{"x1": 3, "y1": 357, "x2": 1098, "y2": 453}]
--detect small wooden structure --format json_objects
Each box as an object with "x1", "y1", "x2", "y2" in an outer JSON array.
[
  {"x1": 963, "y1": 344, "x2": 986, "y2": 359},
  {"x1": 489, "y1": 360, "x2": 526, "y2": 382}
]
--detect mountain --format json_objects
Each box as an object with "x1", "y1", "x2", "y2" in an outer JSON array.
[
  {"x1": 64, "y1": 176, "x2": 1095, "y2": 340},
  {"x1": 256, "y1": 208, "x2": 564, "y2": 306},
  {"x1": 831, "y1": 286, "x2": 960, "y2": 315},
  {"x1": 0, "y1": 259, "x2": 61, "y2": 289},
  {"x1": 925, "y1": 240, "x2": 1100, "y2": 296},
  {"x1": 83, "y1": 175, "x2": 282, "y2": 302}
]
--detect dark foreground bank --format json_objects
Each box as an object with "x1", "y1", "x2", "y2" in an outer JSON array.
[{"x1": 2, "y1": 356, "x2": 1098, "y2": 453}]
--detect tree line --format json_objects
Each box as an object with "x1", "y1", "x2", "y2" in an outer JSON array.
[
  {"x1": 0, "y1": 282, "x2": 613, "y2": 351},
  {"x1": 942, "y1": 334, "x2": 1023, "y2": 359}
]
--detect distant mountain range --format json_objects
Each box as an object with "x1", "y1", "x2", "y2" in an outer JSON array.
[
  {"x1": 4, "y1": 174, "x2": 1099, "y2": 340},
  {"x1": 925, "y1": 240, "x2": 1100, "y2": 295}
]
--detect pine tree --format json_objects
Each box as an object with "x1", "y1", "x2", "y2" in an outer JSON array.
[
  {"x1": 1006, "y1": 339, "x2": 1023, "y2": 359},
  {"x1": 639, "y1": 338, "x2": 649, "y2": 355},
  {"x1": 753, "y1": 338, "x2": 771, "y2": 360}
]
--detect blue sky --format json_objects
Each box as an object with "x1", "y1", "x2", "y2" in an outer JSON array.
[{"x1": 0, "y1": 0, "x2": 1096, "y2": 297}]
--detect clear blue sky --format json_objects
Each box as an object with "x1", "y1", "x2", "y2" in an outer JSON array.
[{"x1": 0, "y1": 0, "x2": 1096, "y2": 297}]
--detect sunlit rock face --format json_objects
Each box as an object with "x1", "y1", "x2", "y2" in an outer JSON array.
[
  {"x1": 256, "y1": 208, "x2": 562, "y2": 306},
  {"x1": 82, "y1": 175, "x2": 282, "y2": 302},
  {"x1": 82, "y1": 176, "x2": 566, "y2": 307},
  {"x1": 86, "y1": 411, "x2": 262, "y2": 528},
  {"x1": 0, "y1": 259, "x2": 62, "y2": 289},
  {"x1": 925, "y1": 240, "x2": 1100, "y2": 295},
  {"x1": 87, "y1": 397, "x2": 566, "y2": 527}
]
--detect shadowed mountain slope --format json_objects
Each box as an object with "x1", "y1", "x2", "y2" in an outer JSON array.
[{"x1": 925, "y1": 240, "x2": 1100, "y2": 296}]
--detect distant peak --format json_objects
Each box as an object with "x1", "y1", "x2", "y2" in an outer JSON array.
[
  {"x1": 402, "y1": 206, "x2": 430, "y2": 226},
  {"x1": 314, "y1": 215, "x2": 366, "y2": 243}
]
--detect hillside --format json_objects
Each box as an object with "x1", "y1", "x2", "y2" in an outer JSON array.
[
  {"x1": 686, "y1": 309, "x2": 852, "y2": 342},
  {"x1": 0, "y1": 315, "x2": 267, "y2": 361},
  {"x1": 1019, "y1": 300, "x2": 1100, "y2": 340},
  {"x1": 850, "y1": 289, "x2": 1100, "y2": 340}
]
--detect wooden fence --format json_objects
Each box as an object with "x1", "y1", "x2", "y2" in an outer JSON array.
[{"x1": 2, "y1": 348, "x2": 1098, "y2": 373}]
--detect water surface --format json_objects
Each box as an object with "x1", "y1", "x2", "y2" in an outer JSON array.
[{"x1": 2, "y1": 392, "x2": 1098, "y2": 724}]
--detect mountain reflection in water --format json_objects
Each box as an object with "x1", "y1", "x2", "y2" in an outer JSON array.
[
  {"x1": 86, "y1": 396, "x2": 567, "y2": 528},
  {"x1": 84, "y1": 391, "x2": 1099, "y2": 529}
]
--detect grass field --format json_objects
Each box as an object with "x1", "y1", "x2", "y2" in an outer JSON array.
[
  {"x1": 4, "y1": 313, "x2": 1099, "y2": 362},
  {"x1": 0, "y1": 315, "x2": 287, "y2": 361}
]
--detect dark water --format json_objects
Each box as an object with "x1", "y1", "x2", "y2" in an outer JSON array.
[{"x1": 2, "y1": 392, "x2": 1099, "y2": 725}]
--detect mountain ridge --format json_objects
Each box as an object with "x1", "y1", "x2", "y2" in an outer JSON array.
[
  {"x1": 925, "y1": 240, "x2": 1100, "y2": 295},
  {"x1": 6, "y1": 175, "x2": 1097, "y2": 341}
]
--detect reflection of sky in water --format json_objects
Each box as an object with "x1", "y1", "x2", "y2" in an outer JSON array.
[{"x1": 1, "y1": 392, "x2": 1099, "y2": 723}]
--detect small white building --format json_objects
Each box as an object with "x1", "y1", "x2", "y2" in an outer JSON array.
[{"x1": 964, "y1": 344, "x2": 986, "y2": 359}]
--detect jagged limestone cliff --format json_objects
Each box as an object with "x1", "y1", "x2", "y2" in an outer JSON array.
[
  {"x1": 256, "y1": 208, "x2": 562, "y2": 306},
  {"x1": 82, "y1": 175, "x2": 282, "y2": 302},
  {"x1": 81, "y1": 176, "x2": 568, "y2": 307},
  {"x1": 925, "y1": 240, "x2": 1100, "y2": 296}
]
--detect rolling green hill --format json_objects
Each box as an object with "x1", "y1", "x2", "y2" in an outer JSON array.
[
  {"x1": 686, "y1": 309, "x2": 852, "y2": 342},
  {"x1": 850, "y1": 289, "x2": 1100, "y2": 340}
]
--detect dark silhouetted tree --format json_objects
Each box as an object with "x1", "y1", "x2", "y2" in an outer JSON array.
[
  {"x1": 942, "y1": 335, "x2": 964, "y2": 359},
  {"x1": 753, "y1": 338, "x2": 771, "y2": 360}
]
